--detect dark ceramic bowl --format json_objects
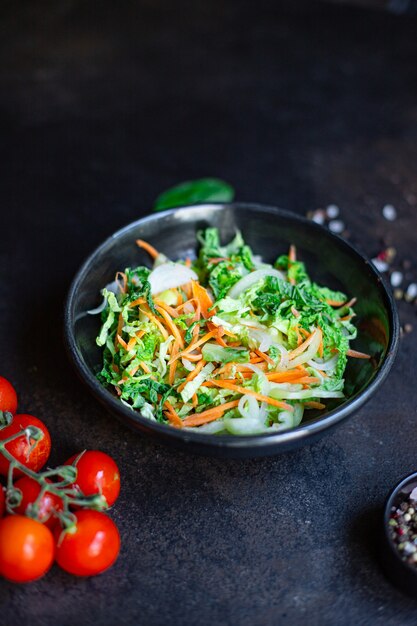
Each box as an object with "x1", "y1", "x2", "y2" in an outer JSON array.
[
  {"x1": 64, "y1": 203, "x2": 399, "y2": 458},
  {"x1": 381, "y1": 472, "x2": 417, "y2": 597}
]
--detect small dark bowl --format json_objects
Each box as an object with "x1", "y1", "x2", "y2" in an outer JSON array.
[
  {"x1": 64, "y1": 203, "x2": 399, "y2": 458},
  {"x1": 382, "y1": 472, "x2": 417, "y2": 597}
]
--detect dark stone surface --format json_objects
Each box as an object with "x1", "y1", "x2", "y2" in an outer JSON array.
[{"x1": 1, "y1": 1, "x2": 416, "y2": 624}]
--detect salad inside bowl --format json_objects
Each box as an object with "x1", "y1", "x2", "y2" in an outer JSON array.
[
  {"x1": 65, "y1": 204, "x2": 399, "y2": 457},
  {"x1": 93, "y1": 226, "x2": 370, "y2": 436}
]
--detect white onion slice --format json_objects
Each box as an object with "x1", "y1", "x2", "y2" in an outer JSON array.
[
  {"x1": 238, "y1": 395, "x2": 260, "y2": 420},
  {"x1": 210, "y1": 315, "x2": 233, "y2": 329},
  {"x1": 182, "y1": 358, "x2": 195, "y2": 372},
  {"x1": 279, "y1": 328, "x2": 322, "y2": 370},
  {"x1": 149, "y1": 263, "x2": 197, "y2": 295},
  {"x1": 87, "y1": 280, "x2": 120, "y2": 315},
  {"x1": 227, "y1": 269, "x2": 285, "y2": 299},
  {"x1": 241, "y1": 364, "x2": 270, "y2": 395},
  {"x1": 307, "y1": 355, "x2": 339, "y2": 371},
  {"x1": 258, "y1": 402, "x2": 268, "y2": 422},
  {"x1": 248, "y1": 328, "x2": 272, "y2": 352}
]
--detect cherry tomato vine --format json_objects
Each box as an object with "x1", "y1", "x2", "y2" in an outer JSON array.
[{"x1": 0, "y1": 377, "x2": 121, "y2": 583}]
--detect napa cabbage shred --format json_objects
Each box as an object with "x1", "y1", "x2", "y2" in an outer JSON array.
[{"x1": 95, "y1": 228, "x2": 369, "y2": 435}]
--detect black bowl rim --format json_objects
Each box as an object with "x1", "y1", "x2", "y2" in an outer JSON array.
[
  {"x1": 64, "y1": 202, "x2": 400, "y2": 452},
  {"x1": 383, "y1": 471, "x2": 417, "y2": 579}
]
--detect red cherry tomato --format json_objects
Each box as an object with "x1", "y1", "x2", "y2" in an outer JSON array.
[
  {"x1": 64, "y1": 451, "x2": 120, "y2": 507},
  {"x1": 0, "y1": 413, "x2": 51, "y2": 477},
  {"x1": 54, "y1": 510, "x2": 120, "y2": 576},
  {"x1": 0, "y1": 515, "x2": 54, "y2": 582},
  {"x1": 13, "y1": 476, "x2": 63, "y2": 529},
  {"x1": 0, "y1": 488, "x2": 5, "y2": 518},
  {"x1": 0, "y1": 377, "x2": 18, "y2": 414}
]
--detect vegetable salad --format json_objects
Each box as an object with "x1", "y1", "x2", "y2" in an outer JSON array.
[{"x1": 95, "y1": 228, "x2": 368, "y2": 435}]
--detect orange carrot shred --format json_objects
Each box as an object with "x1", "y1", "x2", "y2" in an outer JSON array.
[
  {"x1": 182, "y1": 400, "x2": 240, "y2": 427},
  {"x1": 191, "y1": 281, "x2": 215, "y2": 319},
  {"x1": 346, "y1": 349, "x2": 371, "y2": 359},
  {"x1": 171, "y1": 328, "x2": 223, "y2": 364},
  {"x1": 164, "y1": 401, "x2": 183, "y2": 428},
  {"x1": 155, "y1": 305, "x2": 184, "y2": 348},
  {"x1": 304, "y1": 401, "x2": 326, "y2": 410},
  {"x1": 210, "y1": 380, "x2": 293, "y2": 411},
  {"x1": 169, "y1": 342, "x2": 179, "y2": 385},
  {"x1": 177, "y1": 359, "x2": 206, "y2": 392},
  {"x1": 117, "y1": 334, "x2": 128, "y2": 350},
  {"x1": 136, "y1": 239, "x2": 159, "y2": 259},
  {"x1": 115, "y1": 271, "x2": 127, "y2": 294},
  {"x1": 254, "y1": 349, "x2": 274, "y2": 365},
  {"x1": 139, "y1": 307, "x2": 169, "y2": 340}
]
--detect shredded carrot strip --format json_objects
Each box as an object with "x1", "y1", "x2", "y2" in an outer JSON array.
[
  {"x1": 126, "y1": 336, "x2": 137, "y2": 352},
  {"x1": 164, "y1": 401, "x2": 183, "y2": 428},
  {"x1": 299, "y1": 327, "x2": 310, "y2": 338},
  {"x1": 207, "y1": 321, "x2": 230, "y2": 347},
  {"x1": 233, "y1": 362, "x2": 268, "y2": 372},
  {"x1": 294, "y1": 376, "x2": 320, "y2": 384},
  {"x1": 210, "y1": 381, "x2": 293, "y2": 411},
  {"x1": 115, "y1": 271, "x2": 127, "y2": 293},
  {"x1": 128, "y1": 365, "x2": 140, "y2": 377},
  {"x1": 128, "y1": 297, "x2": 146, "y2": 308},
  {"x1": 171, "y1": 328, "x2": 223, "y2": 363},
  {"x1": 114, "y1": 313, "x2": 124, "y2": 350},
  {"x1": 185, "y1": 257, "x2": 191, "y2": 267},
  {"x1": 304, "y1": 401, "x2": 326, "y2": 410},
  {"x1": 208, "y1": 257, "x2": 229, "y2": 264},
  {"x1": 182, "y1": 400, "x2": 240, "y2": 427},
  {"x1": 339, "y1": 314, "x2": 354, "y2": 322},
  {"x1": 117, "y1": 334, "x2": 128, "y2": 350},
  {"x1": 176, "y1": 298, "x2": 196, "y2": 312},
  {"x1": 288, "y1": 329, "x2": 320, "y2": 361},
  {"x1": 182, "y1": 352, "x2": 203, "y2": 362},
  {"x1": 192, "y1": 394, "x2": 198, "y2": 408},
  {"x1": 216, "y1": 335, "x2": 229, "y2": 347},
  {"x1": 154, "y1": 299, "x2": 179, "y2": 318},
  {"x1": 265, "y1": 370, "x2": 309, "y2": 382},
  {"x1": 139, "y1": 361, "x2": 151, "y2": 374},
  {"x1": 136, "y1": 239, "x2": 159, "y2": 259},
  {"x1": 326, "y1": 299, "x2": 346, "y2": 307},
  {"x1": 254, "y1": 349, "x2": 274, "y2": 365},
  {"x1": 139, "y1": 307, "x2": 169, "y2": 340},
  {"x1": 347, "y1": 349, "x2": 371, "y2": 359},
  {"x1": 155, "y1": 305, "x2": 184, "y2": 348},
  {"x1": 136, "y1": 330, "x2": 145, "y2": 339},
  {"x1": 191, "y1": 281, "x2": 215, "y2": 319},
  {"x1": 169, "y1": 342, "x2": 179, "y2": 385},
  {"x1": 177, "y1": 359, "x2": 206, "y2": 392},
  {"x1": 193, "y1": 301, "x2": 201, "y2": 323},
  {"x1": 250, "y1": 357, "x2": 264, "y2": 364},
  {"x1": 289, "y1": 244, "x2": 297, "y2": 263},
  {"x1": 318, "y1": 327, "x2": 324, "y2": 359}
]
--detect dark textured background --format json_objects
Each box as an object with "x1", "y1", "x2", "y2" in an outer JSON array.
[{"x1": 1, "y1": 1, "x2": 417, "y2": 624}]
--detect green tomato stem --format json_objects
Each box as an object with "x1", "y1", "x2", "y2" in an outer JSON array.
[{"x1": 1, "y1": 427, "x2": 109, "y2": 528}]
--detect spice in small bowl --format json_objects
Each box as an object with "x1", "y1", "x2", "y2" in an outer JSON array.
[
  {"x1": 388, "y1": 486, "x2": 417, "y2": 565},
  {"x1": 382, "y1": 472, "x2": 417, "y2": 596}
]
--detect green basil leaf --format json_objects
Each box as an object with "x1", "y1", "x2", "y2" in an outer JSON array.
[{"x1": 153, "y1": 178, "x2": 235, "y2": 211}]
